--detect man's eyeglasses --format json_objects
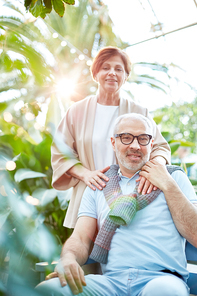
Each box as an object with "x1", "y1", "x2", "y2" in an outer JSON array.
[{"x1": 114, "y1": 133, "x2": 152, "y2": 146}]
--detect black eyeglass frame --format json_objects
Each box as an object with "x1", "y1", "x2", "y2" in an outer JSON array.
[{"x1": 114, "y1": 133, "x2": 152, "y2": 146}]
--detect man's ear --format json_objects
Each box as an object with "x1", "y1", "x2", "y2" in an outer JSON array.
[
  {"x1": 111, "y1": 137, "x2": 116, "y2": 151},
  {"x1": 151, "y1": 138, "x2": 154, "y2": 149}
]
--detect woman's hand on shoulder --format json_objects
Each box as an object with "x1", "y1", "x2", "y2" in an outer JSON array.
[
  {"x1": 82, "y1": 166, "x2": 110, "y2": 191},
  {"x1": 67, "y1": 165, "x2": 110, "y2": 191}
]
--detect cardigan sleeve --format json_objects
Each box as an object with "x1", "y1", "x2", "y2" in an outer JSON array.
[
  {"x1": 146, "y1": 110, "x2": 171, "y2": 164},
  {"x1": 51, "y1": 107, "x2": 81, "y2": 190}
]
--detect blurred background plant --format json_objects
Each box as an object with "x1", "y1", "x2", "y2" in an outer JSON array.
[
  {"x1": 0, "y1": 0, "x2": 197, "y2": 294},
  {"x1": 0, "y1": 156, "x2": 59, "y2": 295},
  {"x1": 154, "y1": 97, "x2": 197, "y2": 192}
]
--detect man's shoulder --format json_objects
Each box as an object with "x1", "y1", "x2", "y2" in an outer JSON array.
[
  {"x1": 169, "y1": 167, "x2": 187, "y2": 184},
  {"x1": 82, "y1": 185, "x2": 104, "y2": 201},
  {"x1": 79, "y1": 186, "x2": 107, "y2": 219}
]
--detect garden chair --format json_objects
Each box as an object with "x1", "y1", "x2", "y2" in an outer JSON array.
[{"x1": 35, "y1": 241, "x2": 197, "y2": 295}]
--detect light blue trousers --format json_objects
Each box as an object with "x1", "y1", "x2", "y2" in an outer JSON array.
[{"x1": 36, "y1": 268, "x2": 189, "y2": 296}]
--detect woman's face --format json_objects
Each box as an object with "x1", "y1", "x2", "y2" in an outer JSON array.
[{"x1": 95, "y1": 55, "x2": 127, "y2": 94}]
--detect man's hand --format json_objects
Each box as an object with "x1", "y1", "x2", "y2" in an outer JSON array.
[
  {"x1": 46, "y1": 257, "x2": 86, "y2": 295},
  {"x1": 139, "y1": 159, "x2": 171, "y2": 191}
]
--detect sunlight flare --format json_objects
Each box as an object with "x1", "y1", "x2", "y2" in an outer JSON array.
[{"x1": 56, "y1": 78, "x2": 76, "y2": 97}]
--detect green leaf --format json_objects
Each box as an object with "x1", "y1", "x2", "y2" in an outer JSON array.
[
  {"x1": 0, "y1": 280, "x2": 6, "y2": 293},
  {"x1": 62, "y1": 0, "x2": 75, "y2": 4},
  {"x1": 0, "y1": 103, "x2": 8, "y2": 112},
  {"x1": 153, "y1": 115, "x2": 164, "y2": 125},
  {"x1": 56, "y1": 189, "x2": 71, "y2": 210},
  {"x1": 29, "y1": 0, "x2": 43, "y2": 18},
  {"x1": 0, "y1": 119, "x2": 37, "y2": 145},
  {"x1": 170, "y1": 142, "x2": 180, "y2": 155},
  {"x1": 0, "y1": 134, "x2": 35, "y2": 159},
  {"x1": 43, "y1": 0, "x2": 52, "y2": 9},
  {"x1": 24, "y1": 0, "x2": 32, "y2": 9},
  {"x1": 51, "y1": 0, "x2": 65, "y2": 17},
  {"x1": 169, "y1": 140, "x2": 195, "y2": 147},
  {"x1": 32, "y1": 188, "x2": 57, "y2": 206},
  {"x1": 14, "y1": 169, "x2": 47, "y2": 182},
  {"x1": 40, "y1": 0, "x2": 52, "y2": 18},
  {"x1": 185, "y1": 162, "x2": 195, "y2": 168},
  {"x1": 24, "y1": 224, "x2": 57, "y2": 260},
  {"x1": 189, "y1": 179, "x2": 197, "y2": 186},
  {"x1": 0, "y1": 209, "x2": 11, "y2": 229},
  {"x1": 161, "y1": 131, "x2": 171, "y2": 142},
  {"x1": 34, "y1": 135, "x2": 52, "y2": 168}
]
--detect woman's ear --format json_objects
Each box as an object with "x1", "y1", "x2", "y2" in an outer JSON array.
[{"x1": 124, "y1": 74, "x2": 128, "y2": 83}]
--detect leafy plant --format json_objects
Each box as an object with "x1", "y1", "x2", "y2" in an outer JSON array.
[
  {"x1": 0, "y1": 127, "x2": 72, "y2": 293},
  {"x1": 0, "y1": 159, "x2": 59, "y2": 295},
  {"x1": 154, "y1": 98, "x2": 197, "y2": 153},
  {"x1": 24, "y1": 0, "x2": 75, "y2": 18}
]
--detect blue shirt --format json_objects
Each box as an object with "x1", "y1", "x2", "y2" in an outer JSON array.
[{"x1": 78, "y1": 170, "x2": 197, "y2": 281}]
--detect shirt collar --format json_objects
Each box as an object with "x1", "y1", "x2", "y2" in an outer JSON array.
[{"x1": 118, "y1": 168, "x2": 140, "y2": 180}]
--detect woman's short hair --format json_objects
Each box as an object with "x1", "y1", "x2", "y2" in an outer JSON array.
[{"x1": 90, "y1": 46, "x2": 132, "y2": 80}]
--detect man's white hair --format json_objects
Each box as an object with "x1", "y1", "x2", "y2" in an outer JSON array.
[{"x1": 113, "y1": 113, "x2": 153, "y2": 135}]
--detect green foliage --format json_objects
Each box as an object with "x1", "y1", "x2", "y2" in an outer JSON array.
[
  {"x1": 25, "y1": 0, "x2": 75, "y2": 18},
  {"x1": 157, "y1": 110, "x2": 197, "y2": 186},
  {"x1": 0, "y1": 166, "x2": 59, "y2": 294},
  {"x1": 161, "y1": 130, "x2": 197, "y2": 191},
  {"x1": 0, "y1": 130, "x2": 70, "y2": 293},
  {"x1": 161, "y1": 130, "x2": 195, "y2": 158},
  {"x1": 154, "y1": 98, "x2": 197, "y2": 153},
  {"x1": 129, "y1": 62, "x2": 172, "y2": 94}
]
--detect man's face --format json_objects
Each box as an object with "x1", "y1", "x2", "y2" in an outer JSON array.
[{"x1": 111, "y1": 118, "x2": 154, "y2": 177}]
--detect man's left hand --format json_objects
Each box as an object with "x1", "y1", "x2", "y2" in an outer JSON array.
[{"x1": 139, "y1": 159, "x2": 170, "y2": 191}]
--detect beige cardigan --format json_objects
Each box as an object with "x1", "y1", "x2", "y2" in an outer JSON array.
[{"x1": 51, "y1": 96, "x2": 171, "y2": 228}]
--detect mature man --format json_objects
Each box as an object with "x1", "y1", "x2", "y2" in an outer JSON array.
[{"x1": 37, "y1": 114, "x2": 197, "y2": 296}]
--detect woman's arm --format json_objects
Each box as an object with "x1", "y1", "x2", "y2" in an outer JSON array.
[
  {"x1": 147, "y1": 112, "x2": 171, "y2": 164},
  {"x1": 51, "y1": 110, "x2": 110, "y2": 191},
  {"x1": 67, "y1": 164, "x2": 110, "y2": 191}
]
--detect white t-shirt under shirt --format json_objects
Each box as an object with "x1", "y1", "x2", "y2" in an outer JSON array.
[{"x1": 92, "y1": 103, "x2": 119, "y2": 170}]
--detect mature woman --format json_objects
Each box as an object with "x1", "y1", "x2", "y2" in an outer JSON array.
[{"x1": 51, "y1": 46, "x2": 171, "y2": 229}]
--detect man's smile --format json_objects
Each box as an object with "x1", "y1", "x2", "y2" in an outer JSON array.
[{"x1": 126, "y1": 151, "x2": 142, "y2": 161}]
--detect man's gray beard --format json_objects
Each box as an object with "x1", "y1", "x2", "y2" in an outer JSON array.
[{"x1": 116, "y1": 149, "x2": 149, "y2": 172}]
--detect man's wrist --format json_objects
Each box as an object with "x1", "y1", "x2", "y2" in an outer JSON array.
[
  {"x1": 160, "y1": 176, "x2": 176, "y2": 193},
  {"x1": 61, "y1": 252, "x2": 77, "y2": 265}
]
